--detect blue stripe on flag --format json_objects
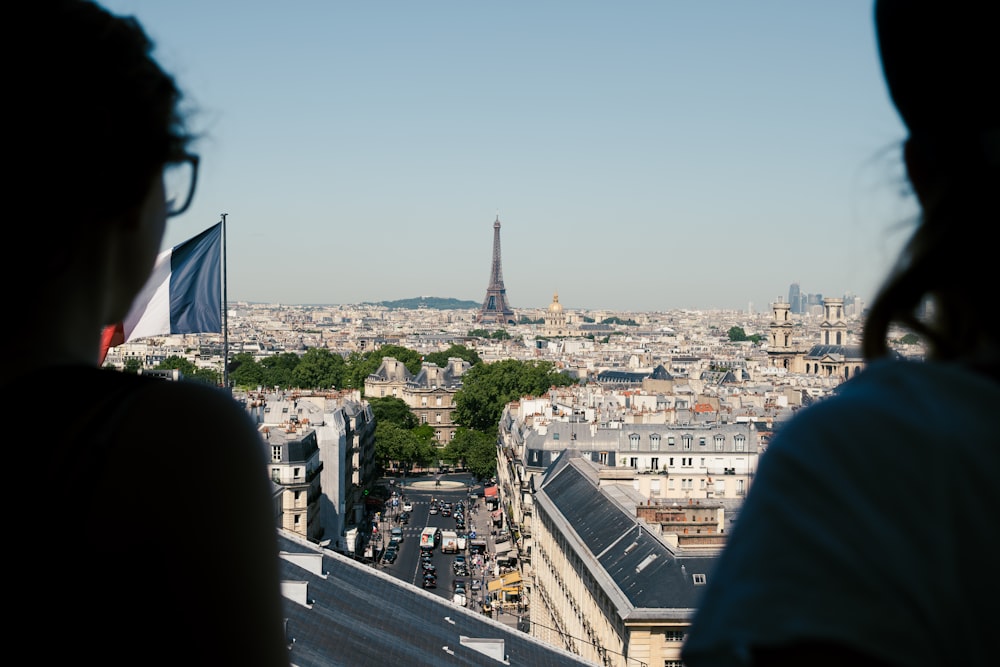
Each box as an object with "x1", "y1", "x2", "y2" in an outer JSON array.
[{"x1": 169, "y1": 221, "x2": 222, "y2": 334}]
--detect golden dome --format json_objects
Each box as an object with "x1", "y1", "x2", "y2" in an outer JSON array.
[{"x1": 548, "y1": 292, "x2": 563, "y2": 313}]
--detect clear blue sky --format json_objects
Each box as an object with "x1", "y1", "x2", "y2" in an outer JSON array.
[{"x1": 103, "y1": 0, "x2": 914, "y2": 313}]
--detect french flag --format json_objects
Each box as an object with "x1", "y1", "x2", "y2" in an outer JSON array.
[{"x1": 99, "y1": 222, "x2": 223, "y2": 364}]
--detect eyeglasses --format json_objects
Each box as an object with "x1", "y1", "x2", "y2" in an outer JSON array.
[{"x1": 163, "y1": 153, "x2": 200, "y2": 217}]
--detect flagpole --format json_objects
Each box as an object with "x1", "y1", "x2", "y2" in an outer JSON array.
[{"x1": 221, "y1": 212, "x2": 229, "y2": 393}]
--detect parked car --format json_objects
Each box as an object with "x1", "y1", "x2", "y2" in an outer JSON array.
[
  {"x1": 383, "y1": 548, "x2": 398, "y2": 564},
  {"x1": 403, "y1": 501, "x2": 413, "y2": 512},
  {"x1": 390, "y1": 527, "x2": 403, "y2": 542}
]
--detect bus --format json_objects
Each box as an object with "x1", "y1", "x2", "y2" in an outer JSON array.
[{"x1": 419, "y1": 526, "x2": 440, "y2": 552}]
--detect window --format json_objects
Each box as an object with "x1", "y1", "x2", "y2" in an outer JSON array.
[
  {"x1": 629, "y1": 434, "x2": 640, "y2": 451},
  {"x1": 682, "y1": 457, "x2": 693, "y2": 467},
  {"x1": 630, "y1": 457, "x2": 638, "y2": 468},
  {"x1": 682, "y1": 435, "x2": 693, "y2": 450},
  {"x1": 421, "y1": 414, "x2": 427, "y2": 423},
  {"x1": 553, "y1": 432, "x2": 560, "y2": 440},
  {"x1": 700, "y1": 479, "x2": 706, "y2": 490},
  {"x1": 651, "y1": 457, "x2": 659, "y2": 470},
  {"x1": 599, "y1": 451, "x2": 609, "y2": 464},
  {"x1": 699, "y1": 436, "x2": 706, "y2": 447},
  {"x1": 650, "y1": 434, "x2": 660, "y2": 451},
  {"x1": 665, "y1": 630, "x2": 685, "y2": 642},
  {"x1": 667, "y1": 436, "x2": 675, "y2": 446},
  {"x1": 435, "y1": 412, "x2": 441, "y2": 423},
  {"x1": 650, "y1": 479, "x2": 661, "y2": 494},
  {"x1": 436, "y1": 396, "x2": 442, "y2": 406},
  {"x1": 715, "y1": 435, "x2": 725, "y2": 451},
  {"x1": 421, "y1": 397, "x2": 428, "y2": 406},
  {"x1": 668, "y1": 478, "x2": 675, "y2": 490},
  {"x1": 271, "y1": 445, "x2": 282, "y2": 462},
  {"x1": 271, "y1": 468, "x2": 281, "y2": 482},
  {"x1": 669, "y1": 457, "x2": 674, "y2": 466},
  {"x1": 735, "y1": 435, "x2": 746, "y2": 452},
  {"x1": 693, "y1": 573, "x2": 707, "y2": 585}
]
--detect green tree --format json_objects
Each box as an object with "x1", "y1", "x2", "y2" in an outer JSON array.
[
  {"x1": 122, "y1": 357, "x2": 142, "y2": 374},
  {"x1": 454, "y1": 359, "x2": 575, "y2": 432},
  {"x1": 728, "y1": 326, "x2": 748, "y2": 341},
  {"x1": 229, "y1": 352, "x2": 265, "y2": 388},
  {"x1": 369, "y1": 396, "x2": 418, "y2": 429},
  {"x1": 258, "y1": 352, "x2": 301, "y2": 389},
  {"x1": 375, "y1": 422, "x2": 438, "y2": 473},
  {"x1": 899, "y1": 333, "x2": 920, "y2": 345},
  {"x1": 442, "y1": 427, "x2": 496, "y2": 479},
  {"x1": 292, "y1": 347, "x2": 346, "y2": 390},
  {"x1": 156, "y1": 355, "x2": 218, "y2": 386},
  {"x1": 423, "y1": 344, "x2": 482, "y2": 367}
]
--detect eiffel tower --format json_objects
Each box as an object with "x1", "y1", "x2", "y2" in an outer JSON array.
[{"x1": 477, "y1": 215, "x2": 515, "y2": 325}]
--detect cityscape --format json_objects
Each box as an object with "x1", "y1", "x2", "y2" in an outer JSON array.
[{"x1": 103, "y1": 246, "x2": 918, "y2": 665}]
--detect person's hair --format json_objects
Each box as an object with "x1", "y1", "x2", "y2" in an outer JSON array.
[
  {"x1": 862, "y1": 0, "x2": 999, "y2": 362},
  {"x1": 18, "y1": 0, "x2": 195, "y2": 226}
]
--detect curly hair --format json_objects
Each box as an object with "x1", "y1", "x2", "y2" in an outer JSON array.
[{"x1": 17, "y1": 1, "x2": 195, "y2": 225}]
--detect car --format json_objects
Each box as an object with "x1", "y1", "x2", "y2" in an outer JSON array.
[
  {"x1": 429, "y1": 505, "x2": 439, "y2": 515},
  {"x1": 422, "y1": 577, "x2": 436, "y2": 589},
  {"x1": 383, "y1": 549, "x2": 398, "y2": 564},
  {"x1": 403, "y1": 501, "x2": 413, "y2": 512},
  {"x1": 454, "y1": 555, "x2": 466, "y2": 565},
  {"x1": 422, "y1": 562, "x2": 436, "y2": 573},
  {"x1": 441, "y1": 508, "x2": 451, "y2": 518},
  {"x1": 471, "y1": 579, "x2": 482, "y2": 591},
  {"x1": 397, "y1": 511, "x2": 410, "y2": 524},
  {"x1": 390, "y1": 527, "x2": 403, "y2": 541},
  {"x1": 388, "y1": 537, "x2": 401, "y2": 550}
]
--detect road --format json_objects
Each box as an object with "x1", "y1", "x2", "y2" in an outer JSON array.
[{"x1": 376, "y1": 474, "x2": 488, "y2": 611}]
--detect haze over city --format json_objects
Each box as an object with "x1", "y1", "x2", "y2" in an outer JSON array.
[{"x1": 103, "y1": 0, "x2": 915, "y2": 312}]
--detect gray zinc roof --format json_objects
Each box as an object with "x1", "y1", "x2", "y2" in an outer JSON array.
[
  {"x1": 535, "y1": 455, "x2": 717, "y2": 622},
  {"x1": 277, "y1": 531, "x2": 596, "y2": 666}
]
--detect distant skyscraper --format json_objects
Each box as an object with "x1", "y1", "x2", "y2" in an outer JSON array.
[
  {"x1": 788, "y1": 282, "x2": 801, "y2": 314},
  {"x1": 476, "y1": 215, "x2": 515, "y2": 325}
]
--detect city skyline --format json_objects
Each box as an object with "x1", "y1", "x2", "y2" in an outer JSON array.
[{"x1": 103, "y1": 1, "x2": 913, "y2": 312}]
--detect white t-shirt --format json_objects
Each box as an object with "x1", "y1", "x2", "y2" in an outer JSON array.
[{"x1": 682, "y1": 359, "x2": 1000, "y2": 667}]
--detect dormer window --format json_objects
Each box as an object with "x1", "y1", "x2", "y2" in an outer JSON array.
[
  {"x1": 715, "y1": 435, "x2": 725, "y2": 451},
  {"x1": 682, "y1": 435, "x2": 693, "y2": 450},
  {"x1": 735, "y1": 435, "x2": 746, "y2": 452},
  {"x1": 650, "y1": 434, "x2": 661, "y2": 451},
  {"x1": 629, "y1": 434, "x2": 640, "y2": 451}
]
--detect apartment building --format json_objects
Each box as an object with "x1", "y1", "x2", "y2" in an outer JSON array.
[
  {"x1": 365, "y1": 356, "x2": 471, "y2": 443},
  {"x1": 531, "y1": 452, "x2": 717, "y2": 666}
]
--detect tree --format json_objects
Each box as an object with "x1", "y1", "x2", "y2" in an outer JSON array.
[
  {"x1": 454, "y1": 359, "x2": 575, "y2": 432},
  {"x1": 423, "y1": 344, "x2": 482, "y2": 368},
  {"x1": 229, "y1": 352, "x2": 265, "y2": 388},
  {"x1": 374, "y1": 422, "x2": 438, "y2": 473},
  {"x1": 369, "y1": 396, "x2": 418, "y2": 429},
  {"x1": 292, "y1": 347, "x2": 346, "y2": 390},
  {"x1": 261, "y1": 352, "x2": 301, "y2": 389},
  {"x1": 444, "y1": 427, "x2": 496, "y2": 480},
  {"x1": 727, "y1": 326, "x2": 748, "y2": 341},
  {"x1": 156, "y1": 355, "x2": 218, "y2": 386},
  {"x1": 122, "y1": 357, "x2": 142, "y2": 374}
]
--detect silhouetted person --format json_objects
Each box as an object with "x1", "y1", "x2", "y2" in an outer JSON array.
[
  {"x1": 7, "y1": 2, "x2": 289, "y2": 664},
  {"x1": 683, "y1": 2, "x2": 999, "y2": 665}
]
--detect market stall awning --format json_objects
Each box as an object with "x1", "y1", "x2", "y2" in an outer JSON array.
[
  {"x1": 484, "y1": 485, "x2": 498, "y2": 497},
  {"x1": 487, "y1": 571, "x2": 522, "y2": 592}
]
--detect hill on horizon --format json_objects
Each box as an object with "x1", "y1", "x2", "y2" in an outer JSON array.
[{"x1": 371, "y1": 296, "x2": 481, "y2": 310}]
